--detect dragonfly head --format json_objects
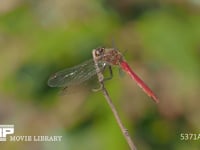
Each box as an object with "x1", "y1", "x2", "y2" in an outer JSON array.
[
  {"x1": 94, "y1": 47, "x2": 105, "y2": 57},
  {"x1": 93, "y1": 47, "x2": 124, "y2": 65}
]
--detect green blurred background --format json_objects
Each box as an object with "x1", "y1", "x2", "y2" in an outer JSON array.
[{"x1": 0, "y1": 0, "x2": 200, "y2": 150}]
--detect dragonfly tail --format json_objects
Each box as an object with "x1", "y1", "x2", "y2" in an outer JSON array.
[{"x1": 120, "y1": 61, "x2": 159, "y2": 103}]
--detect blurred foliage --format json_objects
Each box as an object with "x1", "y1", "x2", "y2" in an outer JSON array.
[{"x1": 0, "y1": 0, "x2": 200, "y2": 150}]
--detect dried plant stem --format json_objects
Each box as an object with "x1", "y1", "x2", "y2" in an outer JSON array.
[
  {"x1": 100, "y1": 84, "x2": 137, "y2": 150},
  {"x1": 92, "y1": 50, "x2": 137, "y2": 150}
]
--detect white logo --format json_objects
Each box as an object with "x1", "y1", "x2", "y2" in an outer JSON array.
[
  {"x1": 0, "y1": 124, "x2": 62, "y2": 142},
  {"x1": 0, "y1": 125, "x2": 14, "y2": 141}
]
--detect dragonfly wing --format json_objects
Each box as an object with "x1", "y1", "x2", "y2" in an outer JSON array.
[
  {"x1": 118, "y1": 68, "x2": 125, "y2": 77},
  {"x1": 47, "y1": 59, "x2": 105, "y2": 87}
]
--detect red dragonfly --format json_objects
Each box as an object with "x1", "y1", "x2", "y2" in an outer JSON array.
[{"x1": 48, "y1": 47, "x2": 159, "y2": 103}]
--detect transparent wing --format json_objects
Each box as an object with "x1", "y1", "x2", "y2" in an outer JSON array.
[
  {"x1": 118, "y1": 68, "x2": 125, "y2": 77},
  {"x1": 47, "y1": 59, "x2": 106, "y2": 87}
]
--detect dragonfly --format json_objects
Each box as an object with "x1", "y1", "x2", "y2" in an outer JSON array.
[{"x1": 48, "y1": 47, "x2": 159, "y2": 103}]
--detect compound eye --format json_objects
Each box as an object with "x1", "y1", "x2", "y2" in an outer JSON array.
[
  {"x1": 95, "y1": 50, "x2": 100, "y2": 56},
  {"x1": 95, "y1": 47, "x2": 105, "y2": 56},
  {"x1": 100, "y1": 47, "x2": 105, "y2": 53}
]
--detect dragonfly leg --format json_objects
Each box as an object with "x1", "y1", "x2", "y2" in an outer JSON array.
[
  {"x1": 103, "y1": 65, "x2": 113, "y2": 81},
  {"x1": 92, "y1": 64, "x2": 113, "y2": 92},
  {"x1": 59, "y1": 86, "x2": 68, "y2": 95},
  {"x1": 92, "y1": 84, "x2": 103, "y2": 92}
]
